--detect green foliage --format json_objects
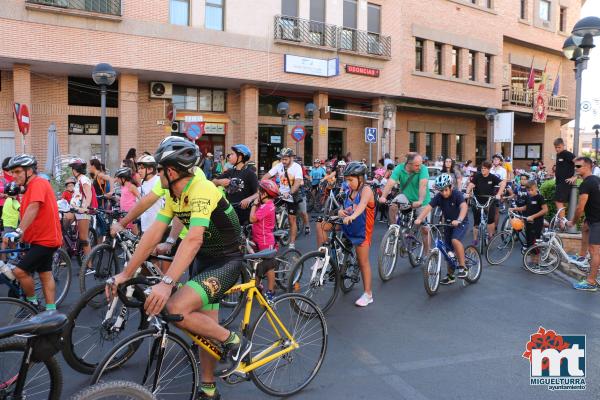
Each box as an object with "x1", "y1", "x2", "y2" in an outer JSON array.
[
  {"x1": 540, "y1": 179, "x2": 556, "y2": 222},
  {"x1": 49, "y1": 165, "x2": 72, "y2": 197}
]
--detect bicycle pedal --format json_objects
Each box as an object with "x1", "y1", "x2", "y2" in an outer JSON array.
[{"x1": 222, "y1": 371, "x2": 249, "y2": 385}]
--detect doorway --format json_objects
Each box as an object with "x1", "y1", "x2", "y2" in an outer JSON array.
[
  {"x1": 303, "y1": 127, "x2": 313, "y2": 165},
  {"x1": 258, "y1": 125, "x2": 284, "y2": 174},
  {"x1": 328, "y1": 129, "x2": 344, "y2": 160},
  {"x1": 476, "y1": 136, "x2": 487, "y2": 166}
]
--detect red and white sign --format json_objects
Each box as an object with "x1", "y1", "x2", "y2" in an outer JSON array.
[
  {"x1": 166, "y1": 103, "x2": 176, "y2": 122},
  {"x1": 345, "y1": 64, "x2": 380, "y2": 77},
  {"x1": 14, "y1": 103, "x2": 30, "y2": 135}
]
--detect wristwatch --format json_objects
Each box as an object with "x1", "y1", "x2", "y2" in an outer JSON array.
[
  {"x1": 165, "y1": 237, "x2": 177, "y2": 245},
  {"x1": 161, "y1": 275, "x2": 176, "y2": 286}
]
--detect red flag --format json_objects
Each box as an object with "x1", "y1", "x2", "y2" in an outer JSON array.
[
  {"x1": 538, "y1": 60, "x2": 549, "y2": 93},
  {"x1": 527, "y1": 57, "x2": 535, "y2": 90}
]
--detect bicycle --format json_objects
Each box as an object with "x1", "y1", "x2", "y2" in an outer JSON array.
[
  {"x1": 422, "y1": 222, "x2": 482, "y2": 296},
  {"x1": 0, "y1": 296, "x2": 39, "y2": 326},
  {"x1": 486, "y1": 210, "x2": 529, "y2": 265},
  {"x1": 287, "y1": 216, "x2": 361, "y2": 314},
  {"x1": 92, "y1": 249, "x2": 328, "y2": 399},
  {"x1": 57, "y1": 201, "x2": 98, "y2": 265},
  {"x1": 69, "y1": 381, "x2": 156, "y2": 400},
  {"x1": 469, "y1": 195, "x2": 497, "y2": 257},
  {"x1": 0, "y1": 310, "x2": 68, "y2": 400}
]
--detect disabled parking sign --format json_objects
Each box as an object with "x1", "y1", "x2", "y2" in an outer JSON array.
[{"x1": 365, "y1": 127, "x2": 377, "y2": 143}]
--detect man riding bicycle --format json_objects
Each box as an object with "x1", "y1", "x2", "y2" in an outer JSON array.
[{"x1": 107, "y1": 136, "x2": 249, "y2": 400}]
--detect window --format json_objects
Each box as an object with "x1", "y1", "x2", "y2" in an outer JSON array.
[
  {"x1": 259, "y1": 95, "x2": 287, "y2": 117},
  {"x1": 310, "y1": 0, "x2": 325, "y2": 22},
  {"x1": 456, "y1": 135, "x2": 463, "y2": 161},
  {"x1": 367, "y1": 3, "x2": 381, "y2": 33},
  {"x1": 468, "y1": 51, "x2": 476, "y2": 81},
  {"x1": 510, "y1": 65, "x2": 542, "y2": 88},
  {"x1": 485, "y1": 0, "x2": 492, "y2": 8},
  {"x1": 415, "y1": 39, "x2": 424, "y2": 72},
  {"x1": 68, "y1": 77, "x2": 118, "y2": 108},
  {"x1": 173, "y1": 86, "x2": 226, "y2": 112},
  {"x1": 539, "y1": 0, "x2": 550, "y2": 22},
  {"x1": 409, "y1": 132, "x2": 418, "y2": 153},
  {"x1": 559, "y1": 7, "x2": 567, "y2": 32},
  {"x1": 520, "y1": 0, "x2": 527, "y2": 19},
  {"x1": 206, "y1": 0, "x2": 224, "y2": 31},
  {"x1": 329, "y1": 98, "x2": 347, "y2": 121},
  {"x1": 282, "y1": 0, "x2": 298, "y2": 17},
  {"x1": 434, "y1": 43, "x2": 442, "y2": 75},
  {"x1": 341, "y1": 0, "x2": 357, "y2": 50},
  {"x1": 425, "y1": 133, "x2": 434, "y2": 160},
  {"x1": 452, "y1": 47, "x2": 460, "y2": 78},
  {"x1": 441, "y1": 134, "x2": 450, "y2": 158},
  {"x1": 68, "y1": 115, "x2": 118, "y2": 136},
  {"x1": 484, "y1": 54, "x2": 492, "y2": 83},
  {"x1": 169, "y1": 0, "x2": 189, "y2": 26}
]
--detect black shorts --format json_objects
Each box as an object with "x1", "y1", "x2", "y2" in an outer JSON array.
[
  {"x1": 588, "y1": 221, "x2": 600, "y2": 245},
  {"x1": 472, "y1": 204, "x2": 497, "y2": 227},
  {"x1": 186, "y1": 256, "x2": 243, "y2": 310},
  {"x1": 525, "y1": 222, "x2": 543, "y2": 247},
  {"x1": 554, "y1": 183, "x2": 571, "y2": 203},
  {"x1": 17, "y1": 244, "x2": 59, "y2": 274},
  {"x1": 285, "y1": 200, "x2": 299, "y2": 216}
]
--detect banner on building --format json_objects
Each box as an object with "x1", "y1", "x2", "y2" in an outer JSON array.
[
  {"x1": 493, "y1": 112, "x2": 514, "y2": 143},
  {"x1": 532, "y1": 91, "x2": 548, "y2": 123}
]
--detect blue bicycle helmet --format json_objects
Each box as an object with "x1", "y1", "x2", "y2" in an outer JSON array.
[{"x1": 232, "y1": 144, "x2": 251, "y2": 162}]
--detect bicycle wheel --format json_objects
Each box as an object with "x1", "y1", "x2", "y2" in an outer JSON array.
[
  {"x1": 0, "y1": 297, "x2": 38, "y2": 325},
  {"x1": 219, "y1": 265, "x2": 250, "y2": 327},
  {"x1": 378, "y1": 228, "x2": 399, "y2": 281},
  {"x1": 80, "y1": 244, "x2": 121, "y2": 306},
  {"x1": 69, "y1": 380, "x2": 156, "y2": 400},
  {"x1": 0, "y1": 338, "x2": 62, "y2": 400},
  {"x1": 464, "y1": 245, "x2": 482, "y2": 284},
  {"x1": 275, "y1": 248, "x2": 301, "y2": 290},
  {"x1": 62, "y1": 284, "x2": 149, "y2": 374},
  {"x1": 288, "y1": 251, "x2": 339, "y2": 314},
  {"x1": 91, "y1": 329, "x2": 198, "y2": 400},
  {"x1": 523, "y1": 243, "x2": 561, "y2": 275},
  {"x1": 340, "y1": 248, "x2": 359, "y2": 293},
  {"x1": 249, "y1": 293, "x2": 327, "y2": 397},
  {"x1": 486, "y1": 231, "x2": 514, "y2": 265},
  {"x1": 407, "y1": 227, "x2": 425, "y2": 268},
  {"x1": 423, "y1": 250, "x2": 440, "y2": 296}
]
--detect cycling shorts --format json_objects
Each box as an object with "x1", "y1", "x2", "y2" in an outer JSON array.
[
  {"x1": 186, "y1": 256, "x2": 243, "y2": 311},
  {"x1": 472, "y1": 203, "x2": 496, "y2": 226},
  {"x1": 284, "y1": 200, "x2": 299, "y2": 216}
]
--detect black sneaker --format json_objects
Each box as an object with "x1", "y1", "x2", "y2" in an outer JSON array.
[
  {"x1": 214, "y1": 336, "x2": 252, "y2": 378},
  {"x1": 456, "y1": 268, "x2": 468, "y2": 279},
  {"x1": 440, "y1": 275, "x2": 456, "y2": 285},
  {"x1": 197, "y1": 388, "x2": 221, "y2": 400}
]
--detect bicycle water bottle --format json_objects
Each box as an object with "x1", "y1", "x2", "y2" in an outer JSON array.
[{"x1": 0, "y1": 260, "x2": 16, "y2": 281}]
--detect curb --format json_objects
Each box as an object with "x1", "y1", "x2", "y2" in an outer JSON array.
[{"x1": 559, "y1": 261, "x2": 587, "y2": 281}]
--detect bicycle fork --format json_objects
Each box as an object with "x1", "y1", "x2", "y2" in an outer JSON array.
[{"x1": 311, "y1": 246, "x2": 331, "y2": 286}]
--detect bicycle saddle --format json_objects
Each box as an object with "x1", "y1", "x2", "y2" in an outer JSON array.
[
  {"x1": 0, "y1": 311, "x2": 68, "y2": 340},
  {"x1": 244, "y1": 249, "x2": 277, "y2": 260}
]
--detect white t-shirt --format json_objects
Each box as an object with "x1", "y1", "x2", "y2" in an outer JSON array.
[
  {"x1": 383, "y1": 158, "x2": 394, "y2": 168},
  {"x1": 268, "y1": 162, "x2": 303, "y2": 201},
  {"x1": 140, "y1": 175, "x2": 163, "y2": 232},
  {"x1": 490, "y1": 166, "x2": 507, "y2": 181},
  {"x1": 70, "y1": 175, "x2": 92, "y2": 209}
]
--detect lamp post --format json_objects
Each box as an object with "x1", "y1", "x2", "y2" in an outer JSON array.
[
  {"x1": 594, "y1": 124, "x2": 600, "y2": 163},
  {"x1": 485, "y1": 108, "x2": 498, "y2": 162},
  {"x1": 92, "y1": 63, "x2": 117, "y2": 165},
  {"x1": 562, "y1": 16, "x2": 600, "y2": 224}
]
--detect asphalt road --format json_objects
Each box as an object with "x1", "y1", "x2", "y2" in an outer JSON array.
[{"x1": 3, "y1": 219, "x2": 599, "y2": 400}]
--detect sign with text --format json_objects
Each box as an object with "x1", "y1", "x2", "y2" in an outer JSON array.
[
  {"x1": 284, "y1": 54, "x2": 339, "y2": 77},
  {"x1": 204, "y1": 122, "x2": 226, "y2": 135},
  {"x1": 346, "y1": 64, "x2": 380, "y2": 77},
  {"x1": 493, "y1": 112, "x2": 514, "y2": 143}
]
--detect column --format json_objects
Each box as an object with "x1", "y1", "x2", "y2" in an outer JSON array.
[
  {"x1": 443, "y1": 44, "x2": 453, "y2": 77},
  {"x1": 417, "y1": 132, "x2": 426, "y2": 156},
  {"x1": 476, "y1": 52, "x2": 486, "y2": 83},
  {"x1": 119, "y1": 74, "x2": 139, "y2": 160},
  {"x1": 449, "y1": 134, "x2": 457, "y2": 159},
  {"x1": 240, "y1": 84, "x2": 259, "y2": 161},
  {"x1": 433, "y1": 133, "x2": 442, "y2": 160},
  {"x1": 13, "y1": 64, "x2": 31, "y2": 153},
  {"x1": 423, "y1": 40, "x2": 435, "y2": 73},
  {"x1": 313, "y1": 91, "x2": 329, "y2": 161},
  {"x1": 459, "y1": 48, "x2": 470, "y2": 80}
]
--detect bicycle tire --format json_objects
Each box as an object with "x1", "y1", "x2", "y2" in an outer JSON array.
[
  {"x1": 50, "y1": 247, "x2": 72, "y2": 306},
  {"x1": 219, "y1": 265, "x2": 250, "y2": 328},
  {"x1": 486, "y1": 231, "x2": 514, "y2": 265},
  {"x1": 63, "y1": 284, "x2": 149, "y2": 375},
  {"x1": 378, "y1": 228, "x2": 399, "y2": 281},
  {"x1": 287, "y1": 251, "x2": 339, "y2": 314},
  {"x1": 91, "y1": 328, "x2": 198, "y2": 400},
  {"x1": 275, "y1": 248, "x2": 302, "y2": 290},
  {"x1": 249, "y1": 293, "x2": 328, "y2": 397},
  {"x1": 464, "y1": 245, "x2": 482, "y2": 284},
  {"x1": 523, "y1": 243, "x2": 561, "y2": 275},
  {"x1": 0, "y1": 338, "x2": 62, "y2": 400},
  {"x1": 69, "y1": 380, "x2": 156, "y2": 400},
  {"x1": 407, "y1": 227, "x2": 425, "y2": 268},
  {"x1": 0, "y1": 297, "x2": 38, "y2": 326},
  {"x1": 340, "y1": 248, "x2": 359, "y2": 293},
  {"x1": 423, "y1": 249, "x2": 440, "y2": 296},
  {"x1": 80, "y1": 244, "x2": 121, "y2": 306}
]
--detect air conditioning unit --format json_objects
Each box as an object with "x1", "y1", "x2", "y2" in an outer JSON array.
[{"x1": 150, "y1": 82, "x2": 173, "y2": 99}]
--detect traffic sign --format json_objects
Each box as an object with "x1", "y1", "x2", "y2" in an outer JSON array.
[
  {"x1": 365, "y1": 127, "x2": 377, "y2": 143},
  {"x1": 185, "y1": 122, "x2": 204, "y2": 141},
  {"x1": 291, "y1": 125, "x2": 307, "y2": 142},
  {"x1": 14, "y1": 103, "x2": 30, "y2": 136},
  {"x1": 167, "y1": 103, "x2": 176, "y2": 122}
]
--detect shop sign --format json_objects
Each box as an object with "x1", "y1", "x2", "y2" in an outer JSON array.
[
  {"x1": 345, "y1": 64, "x2": 380, "y2": 77},
  {"x1": 291, "y1": 125, "x2": 306, "y2": 142},
  {"x1": 204, "y1": 122, "x2": 226, "y2": 135},
  {"x1": 284, "y1": 54, "x2": 339, "y2": 77}
]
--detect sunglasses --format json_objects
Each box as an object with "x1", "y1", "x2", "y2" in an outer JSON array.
[{"x1": 575, "y1": 165, "x2": 583, "y2": 169}]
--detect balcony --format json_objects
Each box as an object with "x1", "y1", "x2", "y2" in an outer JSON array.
[
  {"x1": 274, "y1": 15, "x2": 391, "y2": 59},
  {"x1": 26, "y1": 0, "x2": 121, "y2": 17},
  {"x1": 502, "y1": 85, "x2": 568, "y2": 115}
]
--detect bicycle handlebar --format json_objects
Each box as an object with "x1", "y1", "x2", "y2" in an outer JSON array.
[{"x1": 113, "y1": 276, "x2": 183, "y2": 322}]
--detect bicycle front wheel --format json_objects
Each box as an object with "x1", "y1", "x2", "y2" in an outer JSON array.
[
  {"x1": 69, "y1": 380, "x2": 156, "y2": 400},
  {"x1": 378, "y1": 228, "x2": 399, "y2": 281},
  {"x1": 486, "y1": 231, "x2": 514, "y2": 265},
  {"x1": 288, "y1": 251, "x2": 339, "y2": 314},
  {"x1": 80, "y1": 244, "x2": 121, "y2": 305},
  {"x1": 0, "y1": 297, "x2": 38, "y2": 326},
  {"x1": 423, "y1": 250, "x2": 441, "y2": 296},
  {"x1": 275, "y1": 248, "x2": 302, "y2": 290},
  {"x1": 407, "y1": 227, "x2": 425, "y2": 268},
  {"x1": 91, "y1": 329, "x2": 198, "y2": 400},
  {"x1": 523, "y1": 243, "x2": 560, "y2": 275},
  {"x1": 249, "y1": 293, "x2": 328, "y2": 397}
]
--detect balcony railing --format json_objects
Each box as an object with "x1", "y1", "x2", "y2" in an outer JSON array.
[
  {"x1": 502, "y1": 85, "x2": 568, "y2": 114},
  {"x1": 274, "y1": 15, "x2": 391, "y2": 59},
  {"x1": 26, "y1": 0, "x2": 121, "y2": 16}
]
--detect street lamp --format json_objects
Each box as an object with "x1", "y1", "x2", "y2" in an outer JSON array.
[
  {"x1": 92, "y1": 63, "x2": 117, "y2": 165},
  {"x1": 562, "y1": 16, "x2": 600, "y2": 224},
  {"x1": 594, "y1": 124, "x2": 600, "y2": 163},
  {"x1": 485, "y1": 108, "x2": 498, "y2": 162}
]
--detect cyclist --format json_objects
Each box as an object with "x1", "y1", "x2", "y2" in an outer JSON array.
[
  {"x1": 5, "y1": 154, "x2": 62, "y2": 310},
  {"x1": 115, "y1": 167, "x2": 141, "y2": 234},
  {"x1": 262, "y1": 148, "x2": 304, "y2": 249},
  {"x1": 310, "y1": 159, "x2": 326, "y2": 195},
  {"x1": 508, "y1": 181, "x2": 547, "y2": 249},
  {"x1": 465, "y1": 161, "x2": 507, "y2": 246},
  {"x1": 89, "y1": 158, "x2": 114, "y2": 210},
  {"x1": 68, "y1": 158, "x2": 95, "y2": 257},
  {"x1": 553, "y1": 138, "x2": 576, "y2": 221},
  {"x1": 415, "y1": 173, "x2": 469, "y2": 284},
  {"x1": 107, "y1": 137, "x2": 249, "y2": 400},
  {"x1": 213, "y1": 144, "x2": 258, "y2": 226},
  {"x1": 137, "y1": 155, "x2": 162, "y2": 233}
]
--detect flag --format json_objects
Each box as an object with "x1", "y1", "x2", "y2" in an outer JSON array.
[
  {"x1": 527, "y1": 57, "x2": 535, "y2": 90},
  {"x1": 538, "y1": 60, "x2": 549, "y2": 93},
  {"x1": 552, "y1": 64, "x2": 561, "y2": 96}
]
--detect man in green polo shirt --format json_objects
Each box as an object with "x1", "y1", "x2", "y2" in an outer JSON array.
[{"x1": 379, "y1": 152, "x2": 431, "y2": 255}]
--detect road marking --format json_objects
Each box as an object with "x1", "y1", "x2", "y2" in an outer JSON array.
[{"x1": 381, "y1": 374, "x2": 431, "y2": 400}]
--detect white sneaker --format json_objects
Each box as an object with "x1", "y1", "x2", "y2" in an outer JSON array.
[
  {"x1": 355, "y1": 293, "x2": 373, "y2": 307},
  {"x1": 288, "y1": 243, "x2": 295, "y2": 249}
]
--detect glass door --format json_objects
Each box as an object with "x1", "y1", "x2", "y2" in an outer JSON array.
[
  {"x1": 258, "y1": 125, "x2": 284, "y2": 174},
  {"x1": 328, "y1": 129, "x2": 344, "y2": 160}
]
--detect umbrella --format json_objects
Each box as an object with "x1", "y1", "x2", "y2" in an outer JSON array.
[{"x1": 45, "y1": 123, "x2": 61, "y2": 178}]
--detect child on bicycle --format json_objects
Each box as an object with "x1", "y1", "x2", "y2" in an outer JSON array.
[
  {"x1": 509, "y1": 181, "x2": 547, "y2": 248},
  {"x1": 249, "y1": 180, "x2": 279, "y2": 301},
  {"x1": 415, "y1": 173, "x2": 469, "y2": 285}
]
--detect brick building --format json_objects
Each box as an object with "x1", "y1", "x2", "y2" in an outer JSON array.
[{"x1": 0, "y1": 0, "x2": 582, "y2": 173}]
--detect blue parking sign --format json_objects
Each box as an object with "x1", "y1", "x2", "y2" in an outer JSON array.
[{"x1": 365, "y1": 127, "x2": 377, "y2": 143}]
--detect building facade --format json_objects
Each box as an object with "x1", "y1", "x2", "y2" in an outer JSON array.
[{"x1": 0, "y1": 0, "x2": 582, "y2": 173}]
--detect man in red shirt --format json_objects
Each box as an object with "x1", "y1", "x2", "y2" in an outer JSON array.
[{"x1": 6, "y1": 154, "x2": 62, "y2": 310}]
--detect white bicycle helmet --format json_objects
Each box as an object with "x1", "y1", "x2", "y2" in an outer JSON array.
[{"x1": 434, "y1": 173, "x2": 452, "y2": 190}]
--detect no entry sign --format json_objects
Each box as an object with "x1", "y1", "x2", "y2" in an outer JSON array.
[{"x1": 14, "y1": 103, "x2": 30, "y2": 135}]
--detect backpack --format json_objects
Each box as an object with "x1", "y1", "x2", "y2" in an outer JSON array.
[{"x1": 80, "y1": 177, "x2": 98, "y2": 209}]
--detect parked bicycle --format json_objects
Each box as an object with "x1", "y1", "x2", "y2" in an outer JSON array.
[{"x1": 486, "y1": 210, "x2": 529, "y2": 265}]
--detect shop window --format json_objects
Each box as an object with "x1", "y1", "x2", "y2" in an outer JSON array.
[
  {"x1": 456, "y1": 135, "x2": 463, "y2": 161},
  {"x1": 415, "y1": 39, "x2": 424, "y2": 72},
  {"x1": 206, "y1": 0, "x2": 224, "y2": 31},
  {"x1": 409, "y1": 132, "x2": 418, "y2": 153},
  {"x1": 259, "y1": 95, "x2": 287, "y2": 117},
  {"x1": 170, "y1": 0, "x2": 189, "y2": 26},
  {"x1": 172, "y1": 86, "x2": 226, "y2": 112},
  {"x1": 68, "y1": 115, "x2": 118, "y2": 135},
  {"x1": 434, "y1": 43, "x2": 443, "y2": 75},
  {"x1": 425, "y1": 133, "x2": 434, "y2": 160},
  {"x1": 441, "y1": 134, "x2": 450, "y2": 158},
  {"x1": 68, "y1": 77, "x2": 118, "y2": 108}
]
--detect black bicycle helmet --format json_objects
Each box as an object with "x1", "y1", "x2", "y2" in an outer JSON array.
[
  {"x1": 4, "y1": 181, "x2": 19, "y2": 196},
  {"x1": 280, "y1": 147, "x2": 294, "y2": 157},
  {"x1": 344, "y1": 161, "x2": 367, "y2": 177},
  {"x1": 154, "y1": 136, "x2": 199, "y2": 174},
  {"x1": 2, "y1": 157, "x2": 12, "y2": 171},
  {"x1": 68, "y1": 157, "x2": 87, "y2": 174},
  {"x1": 115, "y1": 167, "x2": 133, "y2": 179},
  {"x1": 231, "y1": 144, "x2": 251, "y2": 162},
  {"x1": 8, "y1": 154, "x2": 37, "y2": 170}
]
